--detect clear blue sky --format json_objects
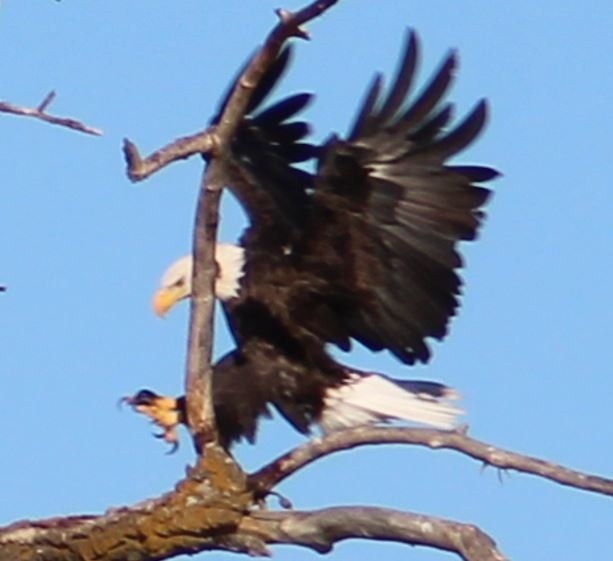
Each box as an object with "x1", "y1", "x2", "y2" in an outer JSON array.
[{"x1": 1, "y1": 2, "x2": 611, "y2": 560}]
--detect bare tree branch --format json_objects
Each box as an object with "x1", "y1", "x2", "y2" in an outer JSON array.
[
  {"x1": 185, "y1": 160, "x2": 224, "y2": 452},
  {"x1": 0, "y1": 497, "x2": 507, "y2": 561},
  {"x1": 0, "y1": 465, "x2": 258, "y2": 561},
  {"x1": 182, "y1": 0, "x2": 340, "y2": 456},
  {"x1": 249, "y1": 426, "x2": 613, "y2": 499},
  {"x1": 242, "y1": 507, "x2": 509, "y2": 561},
  {"x1": 4, "y1": 420, "x2": 610, "y2": 561},
  {"x1": 123, "y1": 133, "x2": 215, "y2": 182},
  {"x1": 0, "y1": 92, "x2": 102, "y2": 136}
]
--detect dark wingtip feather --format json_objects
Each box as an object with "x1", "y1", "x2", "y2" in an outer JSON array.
[
  {"x1": 347, "y1": 74, "x2": 383, "y2": 141},
  {"x1": 213, "y1": 46, "x2": 294, "y2": 124},
  {"x1": 411, "y1": 104, "x2": 454, "y2": 144},
  {"x1": 248, "y1": 46, "x2": 294, "y2": 114},
  {"x1": 428, "y1": 99, "x2": 488, "y2": 159},
  {"x1": 255, "y1": 92, "x2": 314, "y2": 125},
  {"x1": 376, "y1": 30, "x2": 419, "y2": 125},
  {"x1": 450, "y1": 165, "x2": 501, "y2": 183},
  {"x1": 271, "y1": 121, "x2": 312, "y2": 144},
  {"x1": 348, "y1": 31, "x2": 420, "y2": 141},
  {"x1": 397, "y1": 50, "x2": 457, "y2": 132},
  {"x1": 276, "y1": 142, "x2": 319, "y2": 163}
]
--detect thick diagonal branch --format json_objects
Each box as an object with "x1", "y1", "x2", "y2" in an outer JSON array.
[
  {"x1": 0, "y1": 464, "x2": 256, "y2": 561},
  {"x1": 249, "y1": 426, "x2": 613, "y2": 498}
]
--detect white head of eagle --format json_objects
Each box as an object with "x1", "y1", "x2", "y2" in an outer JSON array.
[{"x1": 153, "y1": 243, "x2": 245, "y2": 316}]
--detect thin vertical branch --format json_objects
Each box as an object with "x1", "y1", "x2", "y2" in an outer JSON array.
[
  {"x1": 183, "y1": 0, "x2": 341, "y2": 456},
  {"x1": 185, "y1": 159, "x2": 225, "y2": 453}
]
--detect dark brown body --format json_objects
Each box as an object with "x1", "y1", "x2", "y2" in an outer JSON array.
[{"x1": 207, "y1": 32, "x2": 497, "y2": 444}]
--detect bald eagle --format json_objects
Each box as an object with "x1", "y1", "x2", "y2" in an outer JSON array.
[{"x1": 128, "y1": 31, "x2": 497, "y2": 450}]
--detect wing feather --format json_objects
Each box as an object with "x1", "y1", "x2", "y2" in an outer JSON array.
[
  {"x1": 215, "y1": 30, "x2": 497, "y2": 368},
  {"x1": 313, "y1": 31, "x2": 498, "y2": 364}
]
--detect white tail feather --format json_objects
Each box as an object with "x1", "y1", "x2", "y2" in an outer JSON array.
[{"x1": 318, "y1": 373, "x2": 463, "y2": 434}]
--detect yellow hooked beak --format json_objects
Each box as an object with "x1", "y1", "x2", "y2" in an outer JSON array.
[{"x1": 152, "y1": 287, "x2": 187, "y2": 317}]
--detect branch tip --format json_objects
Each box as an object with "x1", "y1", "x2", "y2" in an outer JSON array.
[
  {"x1": 37, "y1": 90, "x2": 56, "y2": 112},
  {"x1": 275, "y1": 8, "x2": 311, "y2": 39},
  {"x1": 123, "y1": 138, "x2": 144, "y2": 181},
  {"x1": 248, "y1": 426, "x2": 613, "y2": 498}
]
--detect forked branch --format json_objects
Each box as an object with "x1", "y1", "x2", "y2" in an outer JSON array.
[
  {"x1": 123, "y1": 0, "x2": 339, "y2": 182},
  {"x1": 0, "y1": 92, "x2": 102, "y2": 136}
]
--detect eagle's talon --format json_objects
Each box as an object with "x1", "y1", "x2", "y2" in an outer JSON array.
[
  {"x1": 121, "y1": 389, "x2": 184, "y2": 453},
  {"x1": 117, "y1": 396, "x2": 130, "y2": 410},
  {"x1": 166, "y1": 441, "x2": 179, "y2": 455}
]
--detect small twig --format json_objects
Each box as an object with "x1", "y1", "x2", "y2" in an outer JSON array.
[
  {"x1": 37, "y1": 90, "x2": 56, "y2": 112},
  {"x1": 0, "y1": 92, "x2": 102, "y2": 136},
  {"x1": 123, "y1": 132, "x2": 215, "y2": 182},
  {"x1": 248, "y1": 426, "x2": 613, "y2": 499}
]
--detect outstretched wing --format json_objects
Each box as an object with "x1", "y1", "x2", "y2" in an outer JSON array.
[
  {"x1": 212, "y1": 47, "x2": 317, "y2": 231},
  {"x1": 312, "y1": 31, "x2": 499, "y2": 364}
]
